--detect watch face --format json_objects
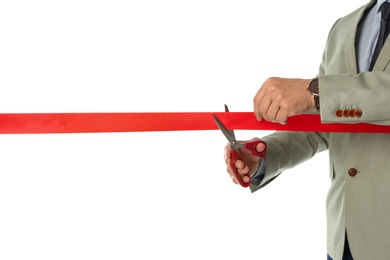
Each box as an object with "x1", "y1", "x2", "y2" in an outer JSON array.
[{"x1": 309, "y1": 79, "x2": 319, "y2": 96}]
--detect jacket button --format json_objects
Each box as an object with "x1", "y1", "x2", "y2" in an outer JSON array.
[
  {"x1": 348, "y1": 168, "x2": 358, "y2": 177},
  {"x1": 354, "y1": 109, "x2": 362, "y2": 118},
  {"x1": 349, "y1": 109, "x2": 356, "y2": 117},
  {"x1": 343, "y1": 109, "x2": 350, "y2": 117},
  {"x1": 336, "y1": 110, "x2": 344, "y2": 117}
]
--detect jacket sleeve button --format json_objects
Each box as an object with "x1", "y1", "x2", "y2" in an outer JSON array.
[
  {"x1": 336, "y1": 110, "x2": 344, "y2": 117},
  {"x1": 348, "y1": 109, "x2": 356, "y2": 117},
  {"x1": 343, "y1": 109, "x2": 350, "y2": 117},
  {"x1": 354, "y1": 109, "x2": 363, "y2": 118}
]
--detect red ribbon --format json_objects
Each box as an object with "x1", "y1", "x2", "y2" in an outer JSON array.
[{"x1": 0, "y1": 112, "x2": 389, "y2": 134}]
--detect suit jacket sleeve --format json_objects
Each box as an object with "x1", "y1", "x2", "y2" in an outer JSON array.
[
  {"x1": 319, "y1": 72, "x2": 390, "y2": 124},
  {"x1": 250, "y1": 131, "x2": 329, "y2": 193},
  {"x1": 318, "y1": 12, "x2": 390, "y2": 125}
]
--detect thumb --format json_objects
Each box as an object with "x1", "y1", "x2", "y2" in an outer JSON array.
[
  {"x1": 256, "y1": 142, "x2": 266, "y2": 153},
  {"x1": 238, "y1": 138, "x2": 266, "y2": 159}
]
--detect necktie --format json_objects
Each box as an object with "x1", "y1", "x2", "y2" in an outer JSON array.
[{"x1": 370, "y1": 2, "x2": 390, "y2": 70}]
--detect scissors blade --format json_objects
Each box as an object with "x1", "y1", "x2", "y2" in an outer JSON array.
[{"x1": 212, "y1": 114, "x2": 236, "y2": 144}]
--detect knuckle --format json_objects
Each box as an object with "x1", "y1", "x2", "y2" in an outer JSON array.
[
  {"x1": 279, "y1": 100, "x2": 289, "y2": 110},
  {"x1": 266, "y1": 77, "x2": 276, "y2": 85}
]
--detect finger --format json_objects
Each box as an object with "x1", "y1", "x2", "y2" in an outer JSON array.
[
  {"x1": 224, "y1": 153, "x2": 229, "y2": 165},
  {"x1": 234, "y1": 159, "x2": 245, "y2": 170},
  {"x1": 241, "y1": 175, "x2": 251, "y2": 184},
  {"x1": 275, "y1": 107, "x2": 289, "y2": 125},
  {"x1": 256, "y1": 142, "x2": 266, "y2": 153},
  {"x1": 228, "y1": 166, "x2": 250, "y2": 185},
  {"x1": 224, "y1": 144, "x2": 232, "y2": 163},
  {"x1": 276, "y1": 112, "x2": 288, "y2": 125},
  {"x1": 253, "y1": 87, "x2": 266, "y2": 121},
  {"x1": 227, "y1": 166, "x2": 239, "y2": 184},
  {"x1": 257, "y1": 83, "x2": 277, "y2": 121},
  {"x1": 235, "y1": 160, "x2": 250, "y2": 177},
  {"x1": 265, "y1": 100, "x2": 280, "y2": 122},
  {"x1": 260, "y1": 99, "x2": 274, "y2": 122},
  {"x1": 237, "y1": 165, "x2": 250, "y2": 176}
]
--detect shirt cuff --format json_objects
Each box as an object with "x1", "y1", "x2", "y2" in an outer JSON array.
[{"x1": 251, "y1": 158, "x2": 266, "y2": 186}]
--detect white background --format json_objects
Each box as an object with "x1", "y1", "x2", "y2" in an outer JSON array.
[{"x1": 0, "y1": 0, "x2": 367, "y2": 259}]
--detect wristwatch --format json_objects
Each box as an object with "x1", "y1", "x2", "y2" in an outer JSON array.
[{"x1": 307, "y1": 77, "x2": 320, "y2": 112}]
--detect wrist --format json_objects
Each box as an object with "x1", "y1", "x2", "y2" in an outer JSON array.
[{"x1": 307, "y1": 77, "x2": 320, "y2": 112}]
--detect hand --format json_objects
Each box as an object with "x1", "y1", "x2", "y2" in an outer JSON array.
[
  {"x1": 253, "y1": 77, "x2": 315, "y2": 124},
  {"x1": 224, "y1": 138, "x2": 266, "y2": 185}
]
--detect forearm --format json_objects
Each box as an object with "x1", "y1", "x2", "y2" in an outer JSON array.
[{"x1": 250, "y1": 131, "x2": 328, "y2": 193}]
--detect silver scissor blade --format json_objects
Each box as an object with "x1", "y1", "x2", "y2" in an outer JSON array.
[{"x1": 212, "y1": 114, "x2": 236, "y2": 143}]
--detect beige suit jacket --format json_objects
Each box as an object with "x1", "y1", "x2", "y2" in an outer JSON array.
[{"x1": 250, "y1": 1, "x2": 390, "y2": 259}]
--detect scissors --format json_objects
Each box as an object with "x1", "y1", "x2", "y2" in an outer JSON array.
[{"x1": 213, "y1": 105, "x2": 267, "y2": 188}]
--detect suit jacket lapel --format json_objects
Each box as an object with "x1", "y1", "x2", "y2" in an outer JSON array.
[{"x1": 373, "y1": 34, "x2": 390, "y2": 70}]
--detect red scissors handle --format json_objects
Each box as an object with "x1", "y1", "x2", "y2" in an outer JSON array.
[
  {"x1": 230, "y1": 150, "x2": 252, "y2": 188},
  {"x1": 230, "y1": 139, "x2": 267, "y2": 188},
  {"x1": 243, "y1": 139, "x2": 267, "y2": 158}
]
